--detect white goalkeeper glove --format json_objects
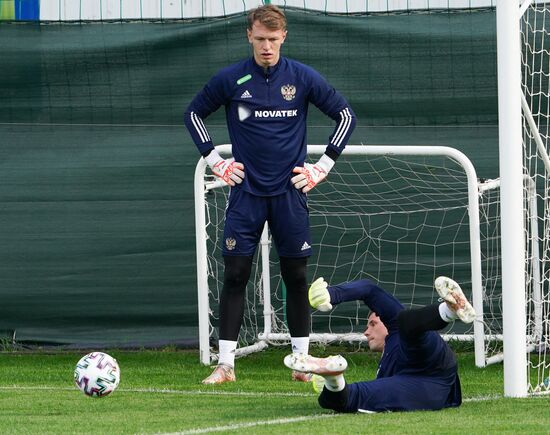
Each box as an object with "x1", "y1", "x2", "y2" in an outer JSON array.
[
  {"x1": 291, "y1": 154, "x2": 335, "y2": 193},
  {"x1": 205, "y1": 149, "x2": 245, "y2": 186},
  {"x1": 308, "y1": 277, "x2": 333, "y2": 312}
]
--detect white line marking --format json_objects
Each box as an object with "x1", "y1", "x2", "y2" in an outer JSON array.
[
  {"x1": 164, "y1": 414, "x2": 342, "y2": 435},
  {"x1": 2, "y1": 386, "x2": 528, "y2": 403},
  {"x1": 462, "y1": 394, "x2": 502, "y2": 402},
  {"x1": 0, "y1": 386, "x2": 314, "y2": 397},
  {"x1": 3, "y1": 386, "x2": 528, "y2": 402},
  {"x1": 3, "y1": 387, "x2": 547, "y2": 435},
  {"x1": 125, "y1": 387, "x2": 315, "y2": 397},
  {"x1": 8, "y1": 386, "x2": 550, "y2": 403}
]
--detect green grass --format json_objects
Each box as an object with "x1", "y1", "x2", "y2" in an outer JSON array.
[{"x1": 0, "y1": 347, "x2": 548, "y2": 434}]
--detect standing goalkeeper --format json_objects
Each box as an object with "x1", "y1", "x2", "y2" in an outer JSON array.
[{"x1": 184, "y1": 4, "x2": 356, "y2": 384}]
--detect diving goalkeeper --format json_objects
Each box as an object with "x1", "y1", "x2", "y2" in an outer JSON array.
[
  {"x1": 285, "y1": 276, "x2": 476, "y2": 412},
  {"x1": 184, "y1": 4, "x2": 356, "y2": 385}
]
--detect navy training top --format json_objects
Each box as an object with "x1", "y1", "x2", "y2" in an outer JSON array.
[{"x1": 184, "y1": 56, "x2": 356, "y2": 196}]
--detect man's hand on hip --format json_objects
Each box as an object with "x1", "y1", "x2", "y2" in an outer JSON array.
[
  {"x1": 205, "y1": 149, "x2": 245, "y2": 186},
  {"x1": 212, "y1": 158, "x2": 245, "y2": 186},
  {"x1": 291, "y1": 154, "x2": 335, "y2": 193}
]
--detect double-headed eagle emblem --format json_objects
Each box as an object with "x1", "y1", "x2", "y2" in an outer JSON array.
[{"x1": 281, "y1": 84, "x2": 296, "y2": 101}]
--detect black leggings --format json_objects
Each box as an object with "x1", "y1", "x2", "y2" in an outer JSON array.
[
  {"x1": 397, "y1": 304, "x2": 447, "y2": 341},
  {"x1": 219, "y1": 255, "x2": 310, "y2": 341}
]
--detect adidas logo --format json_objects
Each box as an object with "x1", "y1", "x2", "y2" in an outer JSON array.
[
  {"x1": 301, "y1": 241, "x2": 311, "y2": 251},
  {"x1": 240, "y1": 90, "x2": 252, "y2": 99}
]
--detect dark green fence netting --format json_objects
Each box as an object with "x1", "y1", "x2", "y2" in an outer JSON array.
[{"x1": 0, "y1": 9, "x2": 498, "y2": 346}]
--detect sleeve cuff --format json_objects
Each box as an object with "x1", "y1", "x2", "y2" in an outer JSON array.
[
  {"x1": 324, "y1": 147, "x2": 340, "y2": 162},
  {"x1": 317, "y1": 153, "x2": 336, "y2": 173}
]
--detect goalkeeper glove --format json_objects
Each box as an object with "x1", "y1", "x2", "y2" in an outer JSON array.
[
  {"x1": 291, "y1": 154, "x2": 335, "y2": 193},
  {"x1": 308, "y1": 277, "x2": 333, "y2": 312},
  {"x1": 205, "y1": 149, "x2": 245, "y2": 186}
]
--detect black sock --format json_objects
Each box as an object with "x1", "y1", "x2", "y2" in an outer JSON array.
[{"x1": 318, "y1": 384, "x2": 350, "y2": 412}]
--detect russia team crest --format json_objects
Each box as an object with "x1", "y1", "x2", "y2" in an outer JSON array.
[
  {"x1": 281, "y1": 84, "x2": 296, "y2": 101},
  {"x1": 225, "y1": 238, "x2": 236, "y2": 251}
]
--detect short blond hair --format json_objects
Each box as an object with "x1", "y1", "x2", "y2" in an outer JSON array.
[{"x1": 247, "y1": 5, "x2": 287, "y2": 31}]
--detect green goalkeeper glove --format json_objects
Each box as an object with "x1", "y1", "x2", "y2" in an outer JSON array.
[{"x1": 308, "y1": 277, "x2": 333, "y2": 312}]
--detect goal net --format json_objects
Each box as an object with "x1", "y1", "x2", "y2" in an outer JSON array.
[
  {"x1": 519, "y1": 0, "x2": 550, "y2": 395},
  {"x1": 195, "y1": 144, "x2": 507, "y2": 367}
]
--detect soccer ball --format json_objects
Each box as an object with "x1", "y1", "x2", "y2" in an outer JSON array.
[{"x1": 74, "y1": 352, "x2": 120, "y2": 397}]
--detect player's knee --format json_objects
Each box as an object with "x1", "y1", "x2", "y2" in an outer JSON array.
[
  {"x1": 223, "y1": 256, "x2": 252, "y2": 290},
  {"x1": 279, "y1": 256, "x2": 308, "y2": 292},
  {"x1": 223, "y1": 268, "x2": 249, "y2": 289}
]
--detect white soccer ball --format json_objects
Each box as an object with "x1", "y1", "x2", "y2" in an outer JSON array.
[{"x1": 74, "y1": 352, "x2": 120, "y2": 397}]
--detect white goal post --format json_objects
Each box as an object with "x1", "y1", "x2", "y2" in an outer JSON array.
[
  {"x1": 497, "y1": 0, "x2": 550, "y2": 397},
  {"x1": 194, "y1": 144, "x2": 502, "y2": 367}
]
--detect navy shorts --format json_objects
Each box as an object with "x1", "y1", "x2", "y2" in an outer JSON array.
[
  {"x1": 222, "y1": 187, "x2": 312, "y2": 257},
  {"x1": 345, "y1": 370, "x2": 459, "y2": 413}
]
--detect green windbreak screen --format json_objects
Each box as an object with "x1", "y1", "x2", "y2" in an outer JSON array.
[{"x1": 0, "y1": 9, "x2": 498, "y2": 346}]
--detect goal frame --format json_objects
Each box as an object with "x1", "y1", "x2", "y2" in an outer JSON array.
[
  {"x1": 497, "y1": 0, "x2": 531, "y2": 397},
  {"x1": 194, "y1": 144, "x2": 486, "y2": 367}
]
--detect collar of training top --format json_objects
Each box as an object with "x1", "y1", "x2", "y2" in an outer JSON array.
[{"x1": 250, "y1": 56, "x2": 283, "y2": 78}]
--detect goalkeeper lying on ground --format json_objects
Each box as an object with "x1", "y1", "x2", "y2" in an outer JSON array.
[{"x1": 284, "y1": 276, "x2": 476, "y2": 413}]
